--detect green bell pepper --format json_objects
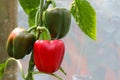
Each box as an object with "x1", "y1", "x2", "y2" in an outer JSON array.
[
  {"x1": 6, "y1": 27, "x2": 36, "y2": 59},
  {"x1": 43, "y1": 7, "x2": 71, "y2": 39}
]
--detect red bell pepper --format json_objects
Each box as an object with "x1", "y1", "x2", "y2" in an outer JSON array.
[{"x1": 33, "y1": 40, "x2": 65, "y2": 74}]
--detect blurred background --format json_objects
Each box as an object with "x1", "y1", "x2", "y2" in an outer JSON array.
[{"x1": 1, "y1": 0, "x2": 120, "y2": 80}]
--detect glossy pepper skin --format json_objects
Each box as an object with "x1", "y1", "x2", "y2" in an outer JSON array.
[
  {"x1": 34, "y1": 40, "x2": 65, "y2": 73},
  {"x1": 6, "y1": 27, "x2": 36, "y2": 59},
  {"x1": 43, "y1": 7, "x2": 71, "y2": 39}
]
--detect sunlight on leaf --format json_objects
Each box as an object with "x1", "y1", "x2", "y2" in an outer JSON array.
[{"x1": 71, "y1": 0, "x2": 96, "y2": 40}]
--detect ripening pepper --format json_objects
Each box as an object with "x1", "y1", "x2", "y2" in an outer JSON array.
[
  {"x1": 6, "y1": 27, "x2": 36, "y2": 59},
  {"x1": 43, "y1": 7, "x2": 71, "y2": 39},
  {"x1": 34, "y1": 40, "x2": 65, "y2": 73}
]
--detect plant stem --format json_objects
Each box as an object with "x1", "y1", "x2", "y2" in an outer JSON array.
[
  {"x1": 27, "y1": 26, "x2": 37, "y2": 33},
  {"x1": 25, "y1": 52, "x2": 34, "y2": 80},
  {"x1": 50, "y1": 0, "x2": 56, "y2": 7},
  {"x1": 25, "y1": 1, "x2": 45, "y2": 78},
  {"x1": 60, "y1": 67, "x2": 67, "y2": 76},
  {"x1": 38, "y1": 0, "x2": 44, "y2": 26},
  {"x1": 37, "y1": 27, "x2": 51, "y2": 40},
  {"x1": 44, "y1": 0, "x2": 51, "y2": 10},
  {"x1": 17, "y1": 60, "x2": 25, "y2": 79},
  {"x1": 35, "y1": 10, "x2": 40, "y2": 26},
  {"x1": 50, "y1": 74, "x2": 62, "y2": 80},
  {"x1": 32, "y1": 71, "x2": 62, "y2": 80}
]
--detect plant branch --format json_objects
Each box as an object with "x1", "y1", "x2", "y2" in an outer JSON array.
[
  {"x1": 38, "y1": 0, "x2": 44, "y2": 26},
  {"x1": 17, "y1": 60, "x2": 25, "y2": 79},
  {"x1": 50, "y1": 74, "x2": 62, "y2": 80},
  {"x1": 25, "y1": 52, "x2": 34, "y2": 80},
  {"x1": 60, "y1": 67, "x2": 67, "y2": 76}
]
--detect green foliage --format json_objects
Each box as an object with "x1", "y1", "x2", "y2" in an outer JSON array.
[
  {"x1": 19, "y1": 0, "x2": 40, "y2": 15},
  {"x1": 40, "y1": 31, "x2": 50, "y2": 40},
  {"x1": 28, "y1": 9, "x2": 38, "y2": 27},
  {"x1": 71, "y1": 0, "x2": 96, "y2": 40},
  {"x1": 0, "y1": 62, "x2": 5, "y2": 79},
  {"x1": 19, "y1": 0, "x2": 40, "y2": 27}
]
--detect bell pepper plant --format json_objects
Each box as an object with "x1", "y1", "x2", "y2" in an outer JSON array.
[{"x1": 0, "y1": 0, "x2": 96, "y2": 80}]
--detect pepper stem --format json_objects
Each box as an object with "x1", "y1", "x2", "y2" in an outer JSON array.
[
  {"x1": 17, "y1": 60, "x2": 25, "y2": 79},
  {"x1": 27, "y1": 26, "x2": 37, "y2": 33},
  {"x1": 38, "y1": 0, "x2": 44, "y2": 26},
  {"x1": 37, "y1": 26, "x2": 51, "y2": 40},
  {"x1": 35, "y1": 10, "x2": 40, "y2": 26},
  {"x1": 44, "y1": 0, "x2": 51, "y2": 10},
  {"x1": 50, "y1": 0, "x2": 56, "y2": 7},
  {"x1": 60, "y1": 67, "x2": 67, "y2": 76},
  {"x1": 50, "y1": 74, "x2": 62, "y2": 80},
  {"x1": 25, "y1": 52, "x2": 34, "y2": 80},
  {"x1": 32, "y1": 71, "x2": 62, "y2": 80}
]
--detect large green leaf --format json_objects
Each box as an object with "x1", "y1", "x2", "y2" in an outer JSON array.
[
  {"x1": 71, "y1": 0, "x2": 96, "y2": 40},
  {"x1": 0, "y1": 62, "x2": 5, "y2": 79},
  {"x1": 28, "y1": 9, "x2": 38, "y2": 27},
  {"x1": 19, "y1": 0, "x2": 40, "y2": 15}
]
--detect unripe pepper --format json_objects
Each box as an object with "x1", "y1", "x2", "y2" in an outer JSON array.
[
  {"x1": 43, "y1": 7, "x2": 71, "y2": 39},
  {"x1": 6, "y1": 27, "x2": 36, "y2": 59},
  {"x1": 34, "y1": 40, "x2": 65, "y2": 73}
]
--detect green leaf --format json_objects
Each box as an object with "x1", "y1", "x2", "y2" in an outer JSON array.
[
  {"x1": 0, "y1": 62, "x2": 5, "y2": 79},
  {"x1": 19, "y1": 0, "x2": 40, "y2": 15},
  {"x1": 28, "y1": 9, "x2": 37, "y2": 27},
  {"x1": 71, "y1": 0, "x2": 96, "y2": 40},
  {"x1": 40, "y1": 31, "x2": 50, "y2": 40}
]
